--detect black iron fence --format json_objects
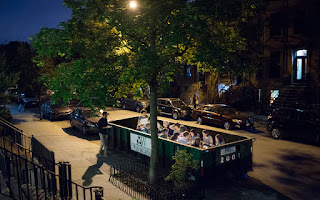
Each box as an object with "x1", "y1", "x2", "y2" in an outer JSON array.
[
  {"x1": 0, "y1": 117, "x2": 31, "y2": 149},
  {"x1": 0, "y1": 117, "x2": 56, "y2": 172},
  {"x1": 109, "y1": 162, "x2": 203, "y2": 200},
  {"x1": 31, "y1": 136, "x2": 56, "y2": 173},
  {"x1": 1, "y1": 146, "x2": 103, "y2": 200}
]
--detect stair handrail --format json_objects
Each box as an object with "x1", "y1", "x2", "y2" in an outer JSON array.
[
  {"x1": 1, "y1": 145, "x2": 104, "y2": 200},
  {"x1": 0, "y1": 117, "x2": 25, "y2": 135}
]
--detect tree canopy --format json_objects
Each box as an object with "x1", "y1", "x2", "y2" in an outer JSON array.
[{"x1": 32, "y1": 0, "x2": 264, "y2": 184}]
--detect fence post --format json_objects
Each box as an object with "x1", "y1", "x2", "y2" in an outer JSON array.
[
  {"x1": 58, "y1": 162, "x2": 72, "y2": 199},
  {"x1": 94, "y1": 188, "x2": 104, "y2": 200}
]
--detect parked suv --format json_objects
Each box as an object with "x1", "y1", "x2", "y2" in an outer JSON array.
[
  {"x1": 267, "y1": 108, "x2": 320, "y2": 145},
  {"x1": 157, "y1": 98, "x2": 192, "y2": 120},
  {"x1": 121, "y1": 96, "x2": 150, "y2": 113}
]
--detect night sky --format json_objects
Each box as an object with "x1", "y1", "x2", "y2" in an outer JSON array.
[{"x1": 0, "y1": 0, "x2": 72, "y2": 43}]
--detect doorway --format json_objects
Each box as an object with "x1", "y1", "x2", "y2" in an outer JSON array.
[{"x1": 293, "y1": 49, "x2": 307, "y2": 84}]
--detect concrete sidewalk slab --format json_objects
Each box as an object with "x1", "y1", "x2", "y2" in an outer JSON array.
[{"x1": 8, "y1": 105, "x2": 131, "y2": 200}]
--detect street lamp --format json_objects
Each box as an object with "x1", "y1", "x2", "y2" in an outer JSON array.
[{"x1": 129, "y1": 0, "x2": 138, "y2": 10}]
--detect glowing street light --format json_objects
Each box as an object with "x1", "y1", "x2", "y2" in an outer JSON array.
[{"x1": 129, "y1": 1, "x2": 138, "y2": 10}]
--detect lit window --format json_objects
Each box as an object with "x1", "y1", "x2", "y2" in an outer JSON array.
[{"x1": 296, "y1": 50, "x2": 307, "y2": 57}]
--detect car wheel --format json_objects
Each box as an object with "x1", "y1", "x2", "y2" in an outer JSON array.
[
  {"x1": 122, "y1": 104, "x2": 126, "y2": 109},
  {"x1": 82, "y1": 126, "x2": 87, "y2": 135},
  {"x1": 136, "y1": 106, "x2": 141, "y2": 113},
  {"x1": 70, "y1": 120, "x2": 74, "y2": 129},
  {"x1": 172, "y1": 112, "x2": 179, "y2": 120},
  {"x1": 197, "y1": 117, "x2": 202, "y2": 125},
  {"x1": 224, "y1": 122, "x2": 232, "y2": 130},
  {"x1": 271, "y1": 128, "x2": 282, "y2": 139}
]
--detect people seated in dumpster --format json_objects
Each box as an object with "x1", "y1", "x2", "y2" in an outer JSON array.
[
  {"x1": 191, "y1": 137, "x2": 202, "y2": 148},
  {"x1": 136, "y1": 123, "x2": 144, "y2": 131},
  {"x1": 159, "y1": 128, "x2": 169, "y2": 139},
  {"x1": 189, "y1": 129, "x2": 200, "y2": 144},
  {"x1": 138, "y1": 109, "x2": 149, "y2": 126},
  {"x1": 178, "y1": 125, "x2": 188, "y2": 138},
  {"x1": 177, "y1": 131, "x2": 190, "y2": 145},
  {"x1": 172, "y1": 123, "x2": 180, "y2": 134},
  {"x1": 202, "y1": 130, "x2": 214, "y2": 148},
  {"x1": 170, "y1": 132, "x2": 180, "y2": 141},
  {"x1": 215, "y1": 134, "x2": 225, "y2": 146},
  {"x1": 162, "y1": 121, "x2": 174, "y2": 136},
  {"x1": 140, "y1": 122, "x2": 151, "y2": 133}
]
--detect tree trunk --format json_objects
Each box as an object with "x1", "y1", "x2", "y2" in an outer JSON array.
[{"x1": 148, "y1": 82, "x2": 158, "y2": 185}]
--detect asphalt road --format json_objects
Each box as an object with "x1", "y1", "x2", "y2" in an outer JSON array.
[{"x1": 8, "y1": 105, "x2": 320, "y2": 200}]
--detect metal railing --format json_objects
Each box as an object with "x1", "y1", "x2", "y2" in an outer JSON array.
[
  {"x1": 1, "y1": 146, "x2": 103, "y2": 200},
  {"x1": 109, "y1": 162, "x2": 203, "y2": 200},
  {"x1": 0, "y1": 117, "x2": 57, "y2": 174},
  {"x1": 31, "y1": 136, "x2": 56, "y2": 173},
  {"x1": 0, "y1": 117, "x2": 31, "y2": 150}
]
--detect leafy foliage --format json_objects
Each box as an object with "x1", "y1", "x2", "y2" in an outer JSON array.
[{"x1": 165, "y1": 149, "x2": 199, "y2": 186}]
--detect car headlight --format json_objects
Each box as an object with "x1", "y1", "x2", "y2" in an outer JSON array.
[{"x1": 232, "y1": 119, "x2": 242, "y2": 123}]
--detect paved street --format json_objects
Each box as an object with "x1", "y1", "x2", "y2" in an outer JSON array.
[{"x1": 7, "y1": 105, "x2": 320, "y2": 200}]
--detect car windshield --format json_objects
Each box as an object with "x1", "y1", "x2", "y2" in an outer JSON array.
[
  {"x1": 172, "y1": 100, "x2": 187, "y2": 107},
  {"x1": 219, "y1": 106, "x2": 237, "y2": 115},
  {"x1": 82, "y1": 110, "x2": 102, "y2": 118},
  {"x1": 82, "y1": 110, "x2": 93, "y2": 118}
]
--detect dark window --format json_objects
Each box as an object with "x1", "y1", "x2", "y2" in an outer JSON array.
[
  {"x1": 269, "y1": 51, "x2": 281, "y2": 78},
  {"x1": 270, "y1": 13, "x2": 281, "y2": 36},
  {"x1": 294, "y1": 11, "x2": 306, "y2": 34}
]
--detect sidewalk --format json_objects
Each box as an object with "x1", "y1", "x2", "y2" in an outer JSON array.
[{"x1": 8, "y1": 105, "x2": 132, "y2": 200}]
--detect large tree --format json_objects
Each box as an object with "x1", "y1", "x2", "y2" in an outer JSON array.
[{"x1": 32, "y1": 0, "x2": 264, "y2": 184}]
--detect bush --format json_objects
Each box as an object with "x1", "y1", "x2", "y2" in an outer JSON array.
[{"x1": 165, "y1": 149, "x2": 199, "y2": 189}]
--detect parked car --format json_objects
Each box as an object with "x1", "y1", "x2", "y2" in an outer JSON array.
[
  {"x1": 69, "y1": 108, "x2": 102, "y2": 135},
  {"x1": 19, "y1": 94, "x2": 39, "y2": 108},
  {"x1": 157, "y1": 98, "x2": 192, "y2": 120},
  {"x1": 192, "y1": 104, "x2": 254, "y2": 130},
  {"x1": 0, "y1": 105, "x2": 12, "y2": 122},
  {"x1": 67, "y1": 99, "x2": 84, "y2": 111},
  {"x1": 41, "y1": 101, "x2": 72, "y2": 121},
  {"x1": 267, "y1": 108, "x2": 320, "y2": 145},
  {"x1": 121, "y1": 97, "x2": 150, "y2": 113}
]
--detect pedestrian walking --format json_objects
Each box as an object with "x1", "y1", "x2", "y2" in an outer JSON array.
[
  {"x1": 18, "y1": 96, "x2": 25, "y2": 112},
  {"x1": 98, "y1": 112, "x2": 109, "y2": 156},
  {"x1": 192, "y1": 93, "x2": 198, "y2": 108}
]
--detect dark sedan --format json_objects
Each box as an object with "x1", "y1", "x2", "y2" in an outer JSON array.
[
  {"x1": 192, "y1": 104, "x2": 254, "y2": 130},
  {"x1": 121, "y1": 98, "x2": 150, "y2": 113},
  {"x1": 157, "y1": 98, "x2": 192, "y2": 120},
  {"x1": 267, "y1": 108, "x2": 320, "y2": 145},
  {"x1": 69, "y1": 108, "x2": 102, "y2": 135},
  {"x1": 20, "y1": 94, "x2": 39, "y2": 108},
  {"x1": 41, "y1": 101, "x2": 72, "y2": 121}
]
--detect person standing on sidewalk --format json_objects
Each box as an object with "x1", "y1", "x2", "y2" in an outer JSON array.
[{"x1": 98, "y1": 112, "x2": 109, "y2": 156}]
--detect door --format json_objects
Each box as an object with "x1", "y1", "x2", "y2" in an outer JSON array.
[
  {"x1": 293, "y1": 50, "x2": 307, "y2": 84},
  {"x1": 201, "y1": 106, "x2": 213, "y2": 124},
  {"x1": 74, "y1": 110, "x2": 83, "y2": 128}
]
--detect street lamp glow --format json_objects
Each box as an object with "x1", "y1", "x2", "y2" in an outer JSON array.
[{"x1": 129, "y1": 1, "x2": 137, "y2": 9}]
